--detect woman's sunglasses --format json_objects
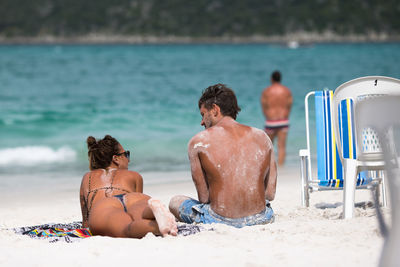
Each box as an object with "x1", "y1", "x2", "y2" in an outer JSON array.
[{"x1": 116, "y1": 150, "x2": 130, "y2": 161}]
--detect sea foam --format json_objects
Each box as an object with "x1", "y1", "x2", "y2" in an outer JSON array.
[{"x1": 0, "y1": 146, "x2": 76, "y2": 166}]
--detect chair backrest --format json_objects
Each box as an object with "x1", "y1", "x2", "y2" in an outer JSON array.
[
  {"x1": 337, "y1": 98, "x2": 357, "y2": 159},
  {"x1": 314, "y1": 91, "x2": 369, "y2": 187},
  {"x1": 355, "y1": 96, "x2": 400, "y2": 267},
  {"x1": 315, "y1": 91, "x2": 343, "y2": 186},
  {"x1": 333, "y1": 76, "x2": 400, "y2": 163}
]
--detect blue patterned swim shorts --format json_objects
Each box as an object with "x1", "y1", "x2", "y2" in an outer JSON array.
[{"x1": 178, "y1": 198, "x2": 274, "y2": 228}]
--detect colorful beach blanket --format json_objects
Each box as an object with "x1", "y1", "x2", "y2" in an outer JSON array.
[
  {"x1": 13, "y1": 222, "x2": 204, "y2": 243},
  {"x1": 13, "y1": 222, "x2": 92, "y2": 243}
]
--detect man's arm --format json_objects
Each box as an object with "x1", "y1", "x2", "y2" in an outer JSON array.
[
  {"x1": 264, "y1": 147, "x2": 277, "y2": 201},
  {"x1": 188, "y1": 137, "x2": 210, "y2": 203}
]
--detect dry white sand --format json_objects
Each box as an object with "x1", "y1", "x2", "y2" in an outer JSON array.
[{"x1": 0, "y1": 168, "x2": 387, "y2": 267}]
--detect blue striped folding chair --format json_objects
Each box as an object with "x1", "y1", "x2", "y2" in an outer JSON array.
[{"x1": 299, "y1": 90, "x2": 378, "y2": 208}]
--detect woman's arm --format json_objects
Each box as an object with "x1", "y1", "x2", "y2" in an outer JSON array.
[
  {"x1": 80, "y1": 173, "x2": 89, "y2": 227},
  {"x1": 134, "y1": 173, "x2": 143, "y2": 193}
]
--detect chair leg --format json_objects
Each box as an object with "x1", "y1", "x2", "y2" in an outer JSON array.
[
  {"x1": 300, "y1": 155, "x2": 309, "y2": 207},
  {"x1": 375, "y1": 178, "x2": 381, "y2": 206},
  {"x1": 380, "y1": 170, "x2": 388, "y2": 207},
  {"x1": 343, "y1": 159, "x2": 358, "y2": 219},
  {"x1": 304, "y1": 183, "x2": 310, "y2": 207}
]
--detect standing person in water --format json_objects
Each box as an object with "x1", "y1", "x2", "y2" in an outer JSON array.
[
  {"x1": 169, "y1": 84, "x2": 277, "y2": 228},
  {"x1": 261, "y1": 70, "x2": 293, "y2": 166},
  {"x1": 80, "y1": 135, "x2": 177, "y2": 238}
]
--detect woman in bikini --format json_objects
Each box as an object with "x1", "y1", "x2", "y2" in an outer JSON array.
[{"x1": 79, "y1": 135, "x2": 177, "y2": 238}]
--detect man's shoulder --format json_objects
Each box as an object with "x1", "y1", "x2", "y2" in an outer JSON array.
[
  {"x1": 234, "y1": 123, "x2": 269, "y2": 140},
  {"x1": 249, "y1": 125, "x2": 265, "y2": 134},
  {"x1": 263, "y1": 84, "x2": 286, "y2": 97},
  {"x1": 283, "y1": 84, "x2": 292, "y2": 94},
  {"x1": 270, "y1": 83, "x2": 288, "y2": 91},
  {"x1": 262, "y1": 85, "x2": 272, "y2": 95},
  {"x1": 276, "y1": 83, "x2": 291, "y2": 94},
  {"x1": 247, "y1": 126, "x2": 273, "y2": 145},
  {"x1": 188, "y1": 130, "x2": 210, "y2": 149},
  {"x1": 249, "y1": 126, "x2": 268, "y2": 138}
]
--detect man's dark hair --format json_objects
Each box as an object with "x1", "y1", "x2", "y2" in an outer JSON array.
[
  {"x1": 271, "y1": 71, "x2": 281, "y2": 82},
  {"x1": 87, "y1": 135, "x2": 120, "y2": 170},
  {"x1": 198, "y1": 83, "x2": 241, "y2": 120}
]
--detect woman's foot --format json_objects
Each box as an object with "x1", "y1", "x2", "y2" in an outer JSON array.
[{"x1": 148, "y1": 198, "x2": 178, "y2": 237}]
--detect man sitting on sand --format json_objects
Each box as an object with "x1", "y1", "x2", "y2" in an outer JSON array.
[{"x1": 169, "y1": 84, "x2": 277, "y2": 228}]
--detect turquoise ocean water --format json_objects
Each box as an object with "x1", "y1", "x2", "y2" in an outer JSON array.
[{"x1": 0, "y1": 43, "x2": 399, "y2": 183}]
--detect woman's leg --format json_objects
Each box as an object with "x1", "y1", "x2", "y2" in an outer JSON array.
[
  {"x1": 148, "y1": 198, "x2": 178, "y2": 236},
  {"x1": 125, "y1": 193, "x2": 177, "y2": 237},
  {"x1": 89, "y1": 193, "x2": 177, "y2": 238}
]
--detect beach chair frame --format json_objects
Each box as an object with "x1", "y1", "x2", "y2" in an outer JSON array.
[{"x1": 299, "y1": 90, "x2": 384, "y2": 208}]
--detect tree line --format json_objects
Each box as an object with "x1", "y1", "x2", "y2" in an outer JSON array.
[{"x1": 0, "y1": 0, "x2": 399, "y2": 37}]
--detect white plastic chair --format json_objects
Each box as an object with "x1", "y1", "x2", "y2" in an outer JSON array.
[
  {"x1": 332, "y1": 76, "x2": 400, "y2": 219},
  {"x1": 355, "y1": 96, "x2": 400, "y2": 267}
]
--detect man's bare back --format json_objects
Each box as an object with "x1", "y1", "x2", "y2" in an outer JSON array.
[
  {"x1": 188, "y1": 117, "x2": 276, "y2": 218},
  {"x1": 169, "y1": 84, "x2": 277, "y2": 227},
  {"x1": 261, "y1": 83, "x2": 292, "y2": 120}
]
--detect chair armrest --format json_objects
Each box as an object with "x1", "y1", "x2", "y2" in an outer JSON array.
[{"x1": 299, "y1": 149, "x2": 310, "y2": 157}]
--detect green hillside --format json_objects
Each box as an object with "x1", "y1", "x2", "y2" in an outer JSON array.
[{"x1": 0, "y1": 0, "x2": 399, "y2": 38}]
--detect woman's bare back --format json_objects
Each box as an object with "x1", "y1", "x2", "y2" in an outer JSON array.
[{"x1": 80, "y1": 168, "x2": 142, "y2": 227}]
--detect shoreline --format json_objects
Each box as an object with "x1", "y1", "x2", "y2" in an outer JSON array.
[{"x1": 1, "y1": 32, "x2": 399, "y2": 45}]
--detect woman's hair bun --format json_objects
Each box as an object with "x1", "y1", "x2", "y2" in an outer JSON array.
[
  {"x1": 87, "y1": 136, "x2": 97, "y2": 148},
  {"x1": 103, "y1": 135, "x2": 113, "y2": 141},
  {"x1": 86, "y1": 135, "x2": 119, "y2": 170}
]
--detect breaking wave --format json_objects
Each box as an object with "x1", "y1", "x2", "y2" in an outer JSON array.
[{"x1": 0, "y1": 146, "x2": 77, "y2": 166}]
